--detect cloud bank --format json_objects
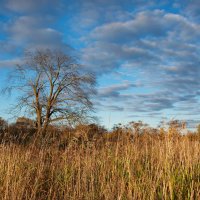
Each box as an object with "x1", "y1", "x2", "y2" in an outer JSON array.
[{"x1": 0, "y1": 0, "x2": 200, "y2": 127}]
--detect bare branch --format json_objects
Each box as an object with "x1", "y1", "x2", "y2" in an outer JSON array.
[{"x1": 4, "y1": 48, "x2": 96, "y2": 135}]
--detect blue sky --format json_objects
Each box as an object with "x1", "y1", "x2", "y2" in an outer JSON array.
[{"x1": 0, "y1": 0, "x2": 200, "y2": 129}]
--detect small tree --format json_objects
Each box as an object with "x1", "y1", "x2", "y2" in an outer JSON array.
[
  {"x1": 197, "y1": 124, "x2": 200, "y2": 139},
  {"x1": 0, "y1": 117, "x2": 8, "y2": 142},
  {"x1": 5, "y1": 49, "x2": 96, "y2": 136},
  {"x1": 0, "y1": 117, "x2": 7, "y2": 133}
]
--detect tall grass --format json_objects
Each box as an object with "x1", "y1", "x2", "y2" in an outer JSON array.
[{"x1": 0, "y1": 134, "x2": 199, "y2": 199}]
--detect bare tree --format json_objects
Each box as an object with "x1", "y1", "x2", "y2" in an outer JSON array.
[{"x1": 5, "y1": 49, "x2": 96, "y2": 136}]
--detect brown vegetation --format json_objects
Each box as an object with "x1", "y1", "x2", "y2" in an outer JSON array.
[{"x1": 0, "y1": 119, "x2": 200, "y2": 199}]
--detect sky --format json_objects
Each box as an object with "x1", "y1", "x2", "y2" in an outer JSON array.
[{"x1": 0, "y1": 0, "x2": 200, "y2": 129}]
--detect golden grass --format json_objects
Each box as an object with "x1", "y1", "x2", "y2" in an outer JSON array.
[{"x1": 0, "y1": 135, "x2": 199, "y2": 200}]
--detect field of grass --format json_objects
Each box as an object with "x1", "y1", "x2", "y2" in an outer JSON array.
[{"x1": 0, "y1": 131, "x2": 199, "y2": 200}]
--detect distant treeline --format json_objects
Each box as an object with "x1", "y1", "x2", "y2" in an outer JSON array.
[{"x1": 0, "y1": 116, "x2": 199, "y2": 148}]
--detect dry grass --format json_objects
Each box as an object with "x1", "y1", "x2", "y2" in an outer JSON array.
[{"x1": 0, "y1": 134, "x2": 199, "y2": 200}]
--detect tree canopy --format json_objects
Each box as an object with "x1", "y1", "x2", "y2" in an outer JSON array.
[{"x1": 5, "y1": 49, "x2": 96, "y2": 135}]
